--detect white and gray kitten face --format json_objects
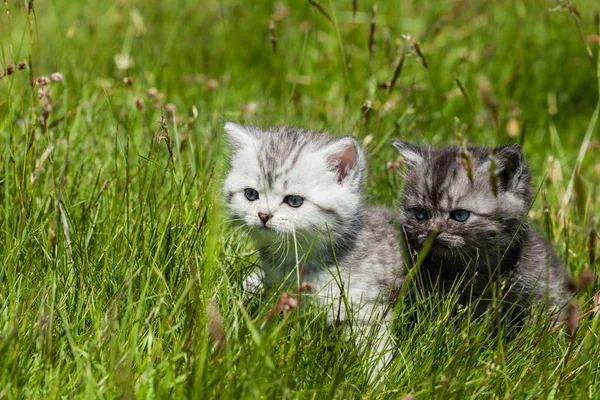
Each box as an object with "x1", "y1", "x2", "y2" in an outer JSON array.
[
  {"x1": 224, "y1": 123, "x2": 366, "y2": 251},
  {"x1": 393, "y1": 140, "x2": 532, "y2": 258}
]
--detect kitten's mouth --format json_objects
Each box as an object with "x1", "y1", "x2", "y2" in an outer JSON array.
[
  {"x1": 415, "y1": 232, "x2": 465, "y2": 255},
  {"x1": 417, "y1": 237, "x2": 456, "y2": 256},
  {"x1": 250, "y1": 225, "x2": 274, "y2": 240},
  {"x1": 429, "y1": 243, "x2": 453, "y2": 255}
]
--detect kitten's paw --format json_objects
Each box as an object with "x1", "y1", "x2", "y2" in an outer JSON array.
[{"x1": 243, "y1": 269, "x2": 265, "y2": 296}]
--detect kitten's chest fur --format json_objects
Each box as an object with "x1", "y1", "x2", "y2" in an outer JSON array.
[
  {"x1": 419, "y1": 224, "x2": 568, "y2": 311},
  {"x1": 256, "y1": 207, "x2": 405, "y2": 315},
  {"x1": 258, "y1": 249, "x2": 333, "y2": 291}
]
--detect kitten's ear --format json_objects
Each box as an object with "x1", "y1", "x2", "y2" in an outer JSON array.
[
  {"x1": 493, "y1": 144, "x2": 530, "y2": 193},
  {"x1": 224, "y1": 121, "x2": 254, "y2": 151},
  {"x1": 324, "y1": 137, "x2": 366, "y2": 184},
  {"x1": 391, "y1": 139, "x2": 425, "y2": 167}
]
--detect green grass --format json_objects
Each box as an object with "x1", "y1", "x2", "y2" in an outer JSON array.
[{"x1": 1, "y1": 0, "x2": 599, "y2": 397}]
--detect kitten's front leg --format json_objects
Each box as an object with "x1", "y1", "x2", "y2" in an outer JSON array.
[
  {"x1": 243, "y1": 268, "x2": 265, "y2": 297},
  {"x1": 329, "y1": 298, "x2": 394, "y2": 385},
  {"x1": 353, "y1": 304, "x2": 395, "y2": 385}
]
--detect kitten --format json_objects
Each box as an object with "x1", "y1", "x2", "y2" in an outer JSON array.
[
  {"x1": 223, "y1": 122, "x2": 405, "y2": 378},
  {"x1": 392, "y1": 140, "x2": 570, "y2": 321}
]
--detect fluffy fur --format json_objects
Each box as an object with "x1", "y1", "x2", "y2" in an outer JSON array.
[
  {"x1": 392, "y1": 140, "x2": 571, "y2": 319},
  {"x1": 224, "y1": 123, "x2": 405, "y2": 378}
]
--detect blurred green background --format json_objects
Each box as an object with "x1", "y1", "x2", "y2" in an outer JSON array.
[{"x1": 1, "y1": 0, "x2": 599, "y2": 397}]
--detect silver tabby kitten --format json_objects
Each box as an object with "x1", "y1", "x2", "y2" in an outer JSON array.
[
  {"x1": 224, "y1": 122, "x2": 405, "y2": 377},
  {"x1": 392, "y1": 140, "x2": 570, "y2": 319}
]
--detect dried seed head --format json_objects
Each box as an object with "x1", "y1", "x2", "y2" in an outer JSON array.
[
  {"x1": 299, "y1": 282, "x2": 314, "y2": 293},
  {"x1": 384, "y1": 99, "x2": 397, "y2": 111},
  {"x1": 454, "y1": 76, "x2": 473, "y2": 110},
  {"x1": 114, "y1": 53, "x2": 134, "y2": 70},
  {"x1": 272, "y1": 3, "x2": 289, "y2": 20},
  {"x1": 279, "y1": 293, "x2": 298, "y2": 312},
  {"x1": 50, "y1": 72, "x2": 64, "y2": 82},
  {"x1": 478, "y1": 75, "x2": 498, "y2": 125},
  {"x1": 37, "y1": 87, "x2": 49, "y2": 100},
  {"x1": 39, "y1": 103, "x2": 52, "y2": 130},
  {"x1": 386, "y1": 157, "x2": 403, "y2": 172},
  {"x1": 412, "y1": 42, "x2": 429, "y2": 69},
  {"x1": 242, "y1": 102, "x2": 258, "y2": 116},
  {"x1": 573, "y1": 168, "x2": 587, "y2": 216},
  {"x1": 6, "y1": 65, "x2": 14, "y2": 75},
  {"x1": 547, "y1": 156, "x2": 563, "y2": 184},
  {"x1": 134, "y1": 97, "x2": 144, "y2": 110},
  {"x1": 460, "y1": 149, "x2": 474, "y2": 184},
  {"x1": 509, "y1": 101, "x2": 521, "y2": 117},
  {"x1": 146, "y1": 87, "x2": 159, "y2": 98},
  {"x1": 207, "y1": 301, "x2": 226, "y2": 348},
  {"x1": 156, "y1": 109, "x2": 174, "y2": 163},
  {"x1": 299, "y1": 21, "x2": 311, "y2": 33},
  {"x1": 123, "y1": 76, "x2": 133, "y2": 86},
  {"x1": 388, "y1": 54, "x2": 405, "y2": 93},
  {"x1": 361, "y1": 100, "x2": 373, "y2": 112},
  {"x1": 307, "y1": 0, "x2": 333, "y2": 24},
  {"x1": 362, "y1": 134, "x2": 374, "y2": 147},
  {"x1": 34, "y1": 76, "x2": 50, "y2": 86},
  {"x1": 42, "y1": 103, "x2": 52, "y2": 115},
  {"x1": 266, "y1": 292, "x2": 300, "y2": 320},
  {"x1": 368, "y1": 5, "x2": 377, "y2": 56},
  {"x1": 130, "y1": 8, "x2": 147, "y2": 36},
  {"x1": 165, "y1": 103, "x2": 176, "y2": 117},
  {"x1": 30, "y1": 145, "x2": 54, "y2": 185},
  {"x1": 506, "y1": 118, "x2": 519, "y2": 137},
  {"x1": 403, "y1": 83, "x2": 425, "y2": 93},
  {"x1": 190, "y1": 105, "x2": 199, "y2": 123},
  {"x1": 17, "y1": 61, "x2": 27, "y2": 70},
  {"x1": 455, "y1": 129, "x2": 474, "y2": 184},
  {"x1": 205, "y1": 79, "x2": 219, "y2": 90}
]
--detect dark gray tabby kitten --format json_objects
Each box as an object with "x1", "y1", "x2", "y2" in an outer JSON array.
[
  {"x1": 224, "y1": 122, "x2": 405, "y2": 377},
  {"x1": 392, "y1": 140, "x2": 570, "y2": 320}
]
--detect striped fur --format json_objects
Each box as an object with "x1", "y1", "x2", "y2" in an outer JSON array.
[
  {"x1": 224, "y1": 123, "x2": 406, "y2": 379},
  {"x1": 392, "y1": 140, "x2": 571, "y2": 319}
]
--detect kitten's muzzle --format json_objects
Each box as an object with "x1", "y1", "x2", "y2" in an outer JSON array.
[
  {"x1": 432, "y1": 232, "x2": 465, "y2": 248},
  {"x1": 258, "y1": 212, "x2": 272, "y2": 225}
]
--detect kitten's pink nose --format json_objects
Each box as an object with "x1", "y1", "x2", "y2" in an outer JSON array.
[{"x1": 258, "y1": 213, "x2": 271, "y2": 225}]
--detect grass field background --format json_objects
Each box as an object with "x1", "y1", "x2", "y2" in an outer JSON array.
[{"x1": 1, "y1": 0, "x2": 600, "y2": 397}]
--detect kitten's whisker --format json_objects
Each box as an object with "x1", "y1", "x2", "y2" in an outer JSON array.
[
  {"x1": 220, "y1": 217, "x2": 247, "y2": 226},
  {"x1": 270, "y1": 236, "x2": 286, "y2": 260},
  {"x1": 271, "y1": 234, "x2": 291, "y2": 269},
  {"x1": 281, "y1": 238, "x2": 292, "y2": 268},
  {"x1": 224, "y1": 223, "x2": 251, "y2": 241}
]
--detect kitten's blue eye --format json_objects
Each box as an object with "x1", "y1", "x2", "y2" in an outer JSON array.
[
  {"x1": 415, "y1": 207, "x2": 429, "y2": 220},
  {"x1": 284, "y1": 195, "x2": 304, "y2": 208},
  {"x1": 244, "y1": 188, "x2": 259, "y2": 201},
  {"x1": 450, "y1": 210, "x2": 470, "y2": 222}
]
